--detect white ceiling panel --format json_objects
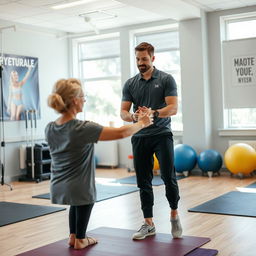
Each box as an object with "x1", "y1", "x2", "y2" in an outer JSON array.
[
  {"x1": 0, "y1": 2, "x2": 48, "y2": 16},
  {"x1": 18, "y1": 0, "x2": 69, "y2": 7},
  {"x1": 190, "y1": 0, "x2": 227, "y2": 4},
  {"x1": 13, "y1": 17, "x2": 46, "y2": 25},
  {"x1": 51, "y1": 0, "x2": 124, "y2": 14},
  {"x1": 105, "y1": 6, "x2": 164, "y2": 21},
  {"x1": 53, "y1": 16, "x2": 85, "y2": 26},
  {"x1": 0, "y1": 0, "x2": 20, "y2": 4},
  {"x1": 0, "y1": 13, "x2": 21, "y2": 21},
  {"x1": 28, "y1": 12, "x2": 68, "y2": 22},
  {"x1": 29, "y1": 20, "x2": 65, "y2": 29},
  {"x1": 241, "y1": 0, "x2": 256, "y2": 4},
  {"x1": 116, "y1": 0, "x2": 201, "y2": 20},
  {"x1": 0, "y1": 0, "x2": 255, "y2": 34},
  {"x1": 207, "y1": 0, "x2": 249, "y2": 10}
]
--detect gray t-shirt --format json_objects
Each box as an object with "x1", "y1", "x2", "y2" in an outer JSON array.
[
  {"x1": 45, "y1": 119, "x2": 103, "y2": 206},
  {"x1": 122, "y1": 68, "x2": 177, "y2": 137}
]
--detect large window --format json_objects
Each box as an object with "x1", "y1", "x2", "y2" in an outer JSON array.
[
  {"x1": 77, "y1": 36, "x2": 122, "y2": 126},
  {"x1": 224, "y1": 16, "x2": 256, "y2": 128},
  {"x1": 134, "y1": 30, "x2": 182, "y2": 131}
]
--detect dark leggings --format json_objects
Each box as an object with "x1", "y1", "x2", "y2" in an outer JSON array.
[
  {"x1": 69, "y1": 204, "x2": 94, "y2": 239},
  {"x1": 132, "y1": 134, "x2": 180, "y2": 218}
]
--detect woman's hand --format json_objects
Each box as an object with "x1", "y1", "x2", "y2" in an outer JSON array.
[{"x1": 137, "y1": 107, "x2": 153, "y2": 128}]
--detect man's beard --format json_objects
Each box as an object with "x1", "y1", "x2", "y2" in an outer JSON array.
[{"x1": 138, "y1": 64, "x2": 150, "y2": 74}]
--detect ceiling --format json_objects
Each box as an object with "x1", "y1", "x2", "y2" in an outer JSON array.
[{"x1": 0, "y1": 0, "x2": 255, "y2": 35}]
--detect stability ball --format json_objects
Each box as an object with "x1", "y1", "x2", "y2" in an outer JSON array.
[
  {"x1": 153, "y1": 154, "x2": 160, "y2": 171},
  {"x1": 174, "y1": 144, "x2": 197, "y2": 175},
  {"x1": 224, "y1": 143, "x2": 256, "y2": 175},
  {"x1": 198, "y1": 149, "x2": 223, "y2": 174}
]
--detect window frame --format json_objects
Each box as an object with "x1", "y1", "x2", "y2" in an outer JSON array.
[
  {"x1": 225, "y1": 15, "x2": 256, "y2": 40},
  {"x1": 222, "y1": 14, "x2": 256, "y2": 130},
  {"x1": 131, "y1": 26, "x2": 183, "y2": 131},
  {"x1": 72, "y1": 33, "x2": 122, "y2": 123}
]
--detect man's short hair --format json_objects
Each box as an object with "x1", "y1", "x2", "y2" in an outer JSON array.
[{"x1": 135, "y1": 42, "x2": 154, "y2": 57}]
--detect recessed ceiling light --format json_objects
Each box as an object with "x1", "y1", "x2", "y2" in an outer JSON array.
[{"x1": 51, "y1": 0, "x2": 96, "y2": 10}]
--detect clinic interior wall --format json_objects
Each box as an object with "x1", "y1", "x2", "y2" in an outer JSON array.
[
  {"x1": 207, "y1": 5, "x2": 256, "y2": 158},
  {"x1": 179, "y1": 13, "x2": 212, "y2": 153},
  {"x1": 0, "y1": 20, "x2": 69, "y2": 182}
]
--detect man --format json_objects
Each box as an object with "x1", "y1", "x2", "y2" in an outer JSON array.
[{"x1": 120, "y1": 42, "x2": 182, "y2": 240}]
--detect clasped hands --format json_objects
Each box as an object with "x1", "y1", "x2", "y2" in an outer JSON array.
[{"x1": 132, "y1": 106, "x2": 154, "y2": 127}]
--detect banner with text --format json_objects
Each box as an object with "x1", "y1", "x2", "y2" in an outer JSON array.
[{"x1": 222, "y1": 38, "x2": 256, "y2": 108}]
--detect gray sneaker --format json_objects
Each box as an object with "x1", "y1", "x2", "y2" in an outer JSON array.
[
  {"x1": 132, "y1": 222, "x2": 156, "y2": 240},
  {"x1": 171, "y1": 216, "x2": 182, "y2": 238}
]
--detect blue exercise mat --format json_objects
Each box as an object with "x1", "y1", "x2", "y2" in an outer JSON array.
[
  {"x1": 33, "y1": 184, "x2": 139, "y2": 202},
  {"x1": 0, "y1": 201, "x2": 66, "y2": 227},
  {"x1": 188, "y1": 191, "x2": 256, "y2": 217},
  {"x1": 246, "y1": 182, "x2": 256, "y2": 188},
  {"x1": 111, "y1": 175, "x2": 185, "y2": 186}
]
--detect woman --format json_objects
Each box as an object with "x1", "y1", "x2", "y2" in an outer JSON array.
[
  {"x1": 7, "y1": 67, "x2": 31, "y2": 120},
  {"x1": 45, "y1": 78, "x2": 153, "y2": 250}
]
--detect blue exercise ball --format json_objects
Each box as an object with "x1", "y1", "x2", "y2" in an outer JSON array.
[
  {"x1": 174, "y1": 144, "x2": 197, "y2": 173},
  {"x1": 197, "y1": 149, "x2": 223, "y2": 172}
]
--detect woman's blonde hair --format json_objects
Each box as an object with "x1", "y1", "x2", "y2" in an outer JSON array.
[{"x1": 47, "y1": 78, "x2": 83, "y2": 113}]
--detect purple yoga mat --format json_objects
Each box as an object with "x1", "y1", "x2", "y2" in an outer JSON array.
[
  {"x1": 17, "y1": 227, "x2": 212, "y2": 256},
  {"x1": 186, "y1": 248, "x2": 218, "y2": 256}
]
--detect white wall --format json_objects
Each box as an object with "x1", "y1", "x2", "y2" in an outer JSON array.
[
  {"x1": 0, "y1": 21, "x2": 69, "y2": 182},
  {"x1": 179, "y1": 11, "x2": 212, "y2": 153}
]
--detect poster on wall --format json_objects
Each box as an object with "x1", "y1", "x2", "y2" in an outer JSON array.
[
  {"x1": 231, "y1": 55, "x2": 256, "y2": 86},
  {"x1": 0, "y1": 53, "x2": 40, "y2": 121},
  {"x1": 222, "y1": 38, "x2": 256, "y2": 108}
]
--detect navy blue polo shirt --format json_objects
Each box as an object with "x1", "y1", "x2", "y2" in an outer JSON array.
[{"x1": 122, "y1": 68, "x2": 177, "y2": 137}]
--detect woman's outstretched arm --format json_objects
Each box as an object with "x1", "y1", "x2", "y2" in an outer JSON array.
[{"x1": 20, "y1": 66, "x2": 32, "y2": 86}]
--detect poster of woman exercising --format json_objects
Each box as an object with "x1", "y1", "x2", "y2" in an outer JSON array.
[{"x1": 0, "y1": 53, "x2": 40, "y2": 121}]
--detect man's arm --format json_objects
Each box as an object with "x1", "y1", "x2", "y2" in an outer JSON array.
[
  {"x1": 120, "y1": 101, "x2": 136, "y2": 122},
  {"x1": 153, "y1": 96, "x2": 178, "y2": 117}
]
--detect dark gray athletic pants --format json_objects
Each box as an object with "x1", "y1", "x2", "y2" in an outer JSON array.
[{"x1": 132, "y1": 133, "x2": 180, "y2": 218}]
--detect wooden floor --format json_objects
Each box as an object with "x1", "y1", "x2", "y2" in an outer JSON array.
[{"x1": 0, "y1": 168, "x2": 256, "y2": 256}]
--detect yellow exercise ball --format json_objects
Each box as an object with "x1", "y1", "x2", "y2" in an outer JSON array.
[
  {"x1": 224, "y1": 143, "x2": 256, "y2": 175},
  {"x1": 153, "y1": 154, "x2": 160, "y2": 171}
]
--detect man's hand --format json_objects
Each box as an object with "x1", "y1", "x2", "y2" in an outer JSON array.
[
  {"x1": 131, "y1": 109, "x2": 141, "y2": 122},
  {"x1": 137, "y1": 107, "x2": 152, "y2": 121},
  {"x1": 138, "y1": 106, "x2": 154, "y2": 118}
]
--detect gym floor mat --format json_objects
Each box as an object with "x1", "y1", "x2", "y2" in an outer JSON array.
[
  {"x1": 17, "y1": 226, "x2": 213, "y2": 256},
  {"x1": 246, "y1": 182, "x2": 256, "y2": 188},
  {"x1": 111, "y1": 174, "x2": 185, "y2": 186},
  {"x1": 187, "y1": 248, "x2": 218, "y2": 256},
  {"x1": 188, "y1": 191, "x2": 256, "y2": 217},
  {"x1": 33, "y1": 183, "x2": 139, "y2": 202},
  {"x1": 0, "y1": 201, "x2": 66, "y2": 227}
]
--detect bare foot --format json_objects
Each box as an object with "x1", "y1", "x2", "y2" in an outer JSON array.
[
  {"x1": 74, "y1": 237, "x2": 98, "y2": 250},
  {"x1": 68, "y1": 234, "x2": 76, "y2": 247}
]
